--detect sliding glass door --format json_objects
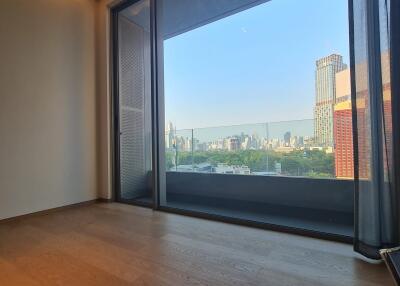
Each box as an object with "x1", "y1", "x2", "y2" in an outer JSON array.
[
  {"x1": 111, "y1": 0, "x2": 356, "y2": 241},
  {"x1": 155, "y1": 0, "x2": 354, "y2": 238},
  {"x1": 113, "y1": 0, "x2": 153, "y2": 205}
]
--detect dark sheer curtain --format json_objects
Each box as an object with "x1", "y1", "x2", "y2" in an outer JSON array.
[{"x1": 351, "y1": 0, "x2": 399, "y2": 259}]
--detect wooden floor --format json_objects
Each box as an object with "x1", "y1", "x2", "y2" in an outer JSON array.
[{"x1": 0, "y1": 203, "x2": 392, "y2": 286}]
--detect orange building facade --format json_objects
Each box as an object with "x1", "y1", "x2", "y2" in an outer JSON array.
[
  {"x1": 334, "y1": 69, "x2": 354, "y2": 179},
  {"x1": 334, "y1": 101, "x2": 354, "y2": 178}
]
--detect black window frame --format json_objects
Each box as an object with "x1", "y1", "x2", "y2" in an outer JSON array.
[{"x1": 110, "y1": 0, "x2": 357, "y2": 244}]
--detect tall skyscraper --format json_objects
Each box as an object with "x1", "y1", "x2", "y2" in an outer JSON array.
[
  {"x1": 284, "y1": 131, "x2": 291, "y2": 147},
  {"x1": 314, "y1": 54, "x2": 347, "y2": 146},
  {"x1": 166, "y1": 121, "x2": 175, "y2": 150}
]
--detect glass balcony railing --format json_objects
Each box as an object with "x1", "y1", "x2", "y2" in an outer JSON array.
[
  {"x1": 163, "y1": 119, "x2": 354, "y2": 238},
  {"x1": 165, "y1": 119, "x2": 345, "y2": 179}
]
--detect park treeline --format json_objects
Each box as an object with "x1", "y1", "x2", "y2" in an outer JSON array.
[{"x1": 166, "y1": 149, "x2": 335, "y2": 178}]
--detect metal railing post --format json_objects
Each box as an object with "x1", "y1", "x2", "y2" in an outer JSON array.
[{"x1": 191, "y1": 129, "x2": 194, "y2": 170}]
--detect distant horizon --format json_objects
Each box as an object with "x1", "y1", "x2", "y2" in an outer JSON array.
[
  {"x1": 164, "y1": 0, "x2": 350, "y2": 130},
  {"x1": 166, "y1": 118, "x2": 315, "y2": 144},
  {"x1": 166, "y1": 117, "x2": 314, "y2": 132}
]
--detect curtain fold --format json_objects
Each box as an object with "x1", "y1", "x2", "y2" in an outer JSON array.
[{"x1": 351, "y1": 0, "x2": 399, "y2": 259}]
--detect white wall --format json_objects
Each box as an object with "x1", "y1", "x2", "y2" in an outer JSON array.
[{"x1": 0, "y1": 0, "x2": 98, "y2": 219}]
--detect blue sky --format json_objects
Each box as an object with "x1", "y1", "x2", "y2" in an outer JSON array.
[{"x1": 164, "y1": 0, "x2": 350, "y2": 130}]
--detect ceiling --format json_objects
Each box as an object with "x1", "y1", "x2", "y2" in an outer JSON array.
[{"x1": 121, "y1": 0, "x2": 270, "y2": 39}]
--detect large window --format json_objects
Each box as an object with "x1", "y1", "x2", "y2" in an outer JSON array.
[
  {"x1": 157, "y1": 0, "x2": 353, "y2": 238},
  {"x1": 112, "y1": 0, "x2": 355, "y2": 239},
  {"x1": 163, "y1": 0, "x2": 352, "y2": 180}
]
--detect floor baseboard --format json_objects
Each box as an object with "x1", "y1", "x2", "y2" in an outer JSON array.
[{"x1": 0, "y1": 199, "x2": 108, "y2": 224}]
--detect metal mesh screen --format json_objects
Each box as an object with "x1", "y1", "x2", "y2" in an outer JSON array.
[{"x1": 118, "y1": 16, "x2": 147, "y2": 199}]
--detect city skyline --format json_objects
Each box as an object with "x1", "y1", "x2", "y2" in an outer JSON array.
[
  {"x1": 162, "y1": 0, "x2": 352, "y2": 179},
  {"x1": 165, "y1": 52, "x2": 349, "y2": 146},
  {"x1": 165, "y1": 51, "x2": 353, "y2": 179},
  {"x1": 165, "y1": 118, "x2": 314, "y2": 145}
]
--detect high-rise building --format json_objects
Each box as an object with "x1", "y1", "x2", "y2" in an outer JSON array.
[
  {"x1": 166, "y1": 121, "x2": 175, "y2": 150},
  {"x1": 355, "y1": 52, "x2": 392, "y2": 180},
  {"x1": 284, "y1": 131, "x2": 291, "y2": 147},
  {"x1": 333, "y1": 69, "x2": 354, "y2": 179},
  {"x1": 314, "y1": 54, "x2": 347, "y2": 146},
  {"x1": 334, "y1": 53, "x2": 392, "y2": 180},
  {"x1": 228, "y1": 137, "x2": 240, "y2": 151}
]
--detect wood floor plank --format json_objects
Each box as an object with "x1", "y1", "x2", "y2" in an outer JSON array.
[
  {"x1": 0, "y1": 259, "x2": 41, "y2": 286},
  {"x1": 0, "y1": 203, "x2": 393, "y2": 286}
]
